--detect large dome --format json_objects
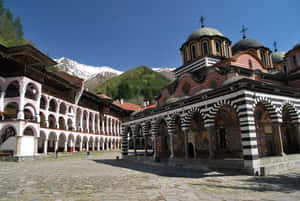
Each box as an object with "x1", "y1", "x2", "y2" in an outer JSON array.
[
  {"x1": 186, "y1": 27, "x2": 224, "y2": 43},
  {"x1": 271, "y1": 52, "x2": 286, "y2": 64},
  {"x1": 232, "y1": 38, "x2": 264, "y2": 55}
]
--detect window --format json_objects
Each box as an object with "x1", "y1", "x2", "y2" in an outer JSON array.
[
  {"x1": 248, "y1": 59, "x2": 253, "y2": 69},
  {"x1": 182, "y1": 83, "x2": 191, "y2": 95},
  {"x1": 215, "y1": 40, "x2": 221, "y2": 56},
  {"x1": 201, "y1": 40, "x2": 209, "y2": 56},
  {"x1": 260, "y1": 50, "x2": 266, "y2": 65},
  {"x1": 184, "y1": 47, "x2": 188, "y2": 62},
  {"x1": 293, "y1": 55, "x2": 297, "y2": 66},
  {"x1": 266, "y1": 53, "x2": 270, "y2": 67},
  {"x1": 224, "y1": 42, "x2": 229, "y2": 57},
  {"x1": 283, "y1": 65, "x2": 287, "y2": 73},
  {"x1": 190, "y1": 44, "x2": 197, "y2": 60}
]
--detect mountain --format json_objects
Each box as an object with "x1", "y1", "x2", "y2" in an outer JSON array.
[
  {"x1": 54, "y1": 57, "x2": 175, "y2": 90},
  {"x1": 92, "y1": 66, "x2": 171, "y2": 104},
  {"x1": 54, "y1": 57, "x2": 123, "y2": 81}
]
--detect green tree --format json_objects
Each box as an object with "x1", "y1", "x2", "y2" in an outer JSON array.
[
  {"x1": 0, "y1": 0, "x2": 5, "y2": 16},
  {"x1": 5, "y1": 8, "x2": 12, "y2": 21},
  {"x1": 13, "y1": 16, "x2": 23, "y2": 37}
]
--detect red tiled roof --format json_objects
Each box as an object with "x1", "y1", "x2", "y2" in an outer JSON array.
[
  {"x1": 96, "y1": 93, "x2": 112, "y2": 100},
  {"x1": 113, "y1": 101, "x2": 140, "y2": 111},
  {"x1": 141, "y1": 104, "x2": 156, "y2": 110}
]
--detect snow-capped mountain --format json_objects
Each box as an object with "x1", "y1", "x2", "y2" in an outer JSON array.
[
  {"x1": 54, "y1": 57, "x2": 176, "y2": 90},
  {"x1": 54, "y1": 57, "x2": 123, "y2": 81}
]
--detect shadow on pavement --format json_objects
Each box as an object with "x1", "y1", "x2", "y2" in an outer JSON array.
[
  {"x1": 92, "y1": 159, "x2": 241, "y2": 178},
  {"x1": 189, "y1": 172, "x2": 300, "y2": 192}
]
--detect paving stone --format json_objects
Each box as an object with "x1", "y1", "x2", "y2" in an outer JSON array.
[{"x1": 1, "y1": 152, "x2": 300, "y2": 200}]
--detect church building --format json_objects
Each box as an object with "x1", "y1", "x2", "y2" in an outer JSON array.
[{"x1": 121, "y1": 22, "x2": 300, "y2": 175}]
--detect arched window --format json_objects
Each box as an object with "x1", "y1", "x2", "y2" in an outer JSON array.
[
  {"x1": 215, "y1": 40, "x2": 221, "y2": 56},
  {"x1": 25, "y1": 83, "x2": 39, "y2": 100},
  {"x1": 201, "y1": 40, "x2": 209, "y2": 56},
  {"x1": 248, "y1": 59, "x2": 253, "y2": 69},
  {"x1": 49, "y1": 99, "x2": 57, "y2": 112},
  {"x1": 40, "y1": 96, "x2": 46, "y2": 110},
  {"x1": 224, "y1": 42, "x2": 229, "y2": 57},
  {"x1": 190, "y1": 44, "x2": 197, "y2": 60},
  {"x1": 184, "y1": 47, "x2": 188, "y2": 62},
  {"x1": 260, "y1": 50, "x2": 266, "y2": 66},
  {"x1": 6, "y1": 81, "x2": 19, "y2": 98}
]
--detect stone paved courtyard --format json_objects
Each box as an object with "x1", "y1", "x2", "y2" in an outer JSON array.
[{"x1": 1, "y1": 151, "x2": 300, "y2": 201}]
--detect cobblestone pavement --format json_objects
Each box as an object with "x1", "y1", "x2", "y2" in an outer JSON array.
[{"x1": 1, "y1": 152, "x2": 300, "y2": 201}]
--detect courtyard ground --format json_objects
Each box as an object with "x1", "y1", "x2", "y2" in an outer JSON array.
[{"x1": 0, "y1": 151, "x2": 300, "y2": 201}]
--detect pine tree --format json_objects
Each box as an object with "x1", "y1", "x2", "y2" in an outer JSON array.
[
  {"x1": 5, "y1": 8, "x2": 12, "y2": 21},
  {"x1": 0, "y1": 0, "x2": 5, "y2": 16},
  {"x1": 13, "y1": 16, "x2": 23, "y2": 37}
]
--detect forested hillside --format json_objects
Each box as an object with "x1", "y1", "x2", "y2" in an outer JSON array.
[
  {"x1": 0, "y1": 0, "x2": 32, "y2": 47},
  {"x1": 93, "y1": 66, "x2": 170, "y2": 104}
]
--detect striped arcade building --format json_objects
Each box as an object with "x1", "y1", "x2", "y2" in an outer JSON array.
[{"x1": 121, "y1": 24, "x2": 300, "y2": 175}]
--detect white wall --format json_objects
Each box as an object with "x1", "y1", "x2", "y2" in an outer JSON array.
[{"x1": 20, "y1": 136, "x2": 34, "y2": 156}]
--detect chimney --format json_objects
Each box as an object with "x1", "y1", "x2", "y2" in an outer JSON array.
[{"x1": 120, "y1": 98, "x2": 124, "y2": 104}]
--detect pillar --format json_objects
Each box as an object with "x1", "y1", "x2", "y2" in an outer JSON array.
[
  {"x1": 207, "y1": 126, "x2": 215, "y2": 159},
  {"x1": 153, "y1": 135, "x2": 157, "y2": 159},
  {"x1": 0, "y1": 91, "x2": 5, "y2": 113},
  {"x1": 275, "y1": 123, "x2": 285, "y2": 156},
  {"x1": 133, "y1": 136, "x2": 137, "y2": 155},
  {"x1": 106, "y1": 117, "x2": 109, "y2": 134},
  {"x1": 16, "y1": 136, "x2": 22, "y2": 156},
  {"x1": 54, "y1": 140, "x2": 58, "y2": 152},
  {"x1": 64, "y1": 141, "x2": 68, "y2": 152},
  {"x1": 34, "y1": 137, "x2": 38, "y2": 155},
  {"x1": 44, "y1": 139, "x2": 48, "y2": 154},
  {"x1": 144, "y1": 136, "x2": 148, "y2": 156},
  {"x1": 92, "y1": 141, "x2": 95, "y2": 151},
  {"x1": 17, "y1": 87, "x2": 25, "y2": 120},
  {"x1": 169, "y1": 133, "x2": 174, "y2": 159},
  {"x1": 80, "y1": 141, "x2": 83, "y2": 152},
  {"x1": 102, "y1": 118, "x2": 105, "y2": 134},
  {"x1": 86, "y1": 112, "x2": 90, "y2": 133},
  {"x1": 97, "y1": 141, "x2": 100, "y2": 151},
  {"x1": 183, "y1": 130, "x2": 188, "y2": 159},
  {"x1": 86, "y1": 141, "x2": 89, "y2": 151},
  {"x1": 80, "y1": 112, "x2": 84, "y2": 132}
]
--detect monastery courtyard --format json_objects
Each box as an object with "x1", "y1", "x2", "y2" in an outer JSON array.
[{"x1": 1, "y1": 152, "x2": 300, "y2": 201}]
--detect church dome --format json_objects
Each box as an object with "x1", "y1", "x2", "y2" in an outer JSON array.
[
  {"x1": 271, "y1": 51, "x2": 286, "y2": 64},
  {"x1": 293, "y1": 43, "x2": 300, "y2": 50},
  {"x1": 232, "y1": 38, "x2": 264, "y2": 55},
  {"x1": 186, "y1": 27, "x2": 224, "y2": 43}
]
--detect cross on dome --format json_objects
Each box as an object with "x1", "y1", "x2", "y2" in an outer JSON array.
[
  {"x1": 200, "y1": 16, "x2": 205, "y2": 28},
  {"x1": 240, "y1": 25, "x2": 247, "y2": 39},
  {"x1": 273, "y1": 41, "x2": 278, "y2": 52}
]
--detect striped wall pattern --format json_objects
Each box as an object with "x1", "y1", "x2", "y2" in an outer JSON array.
[
  {"x1": 205, "y1": 99, "x2": 237, "y2": 127},
  {"x1": 182, "y1": 107, "x2": 203, "y2": 131},
  {"x1": 121, "y1": 89, "x2": 300, "y2": 172},
  {"x1": 280, "y1": 103, "x2": 300, "y2": 123},
  {"x1": 167, "y1": 113, "x2": 181, "y2": 135},
  {"x1": 121, "y1": 125, "x2": 128, "y2": 155},
  {"x1": 252, "y1": 96, "x2": 281, "y2": 123}
]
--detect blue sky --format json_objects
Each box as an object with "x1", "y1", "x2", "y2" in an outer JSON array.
[{"x1": 5, "y1": 0, "x2": 300, "y2": 71}]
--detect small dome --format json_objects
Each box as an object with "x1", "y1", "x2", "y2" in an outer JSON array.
[
  {"x1": 232, "y1": 38, "x2": 264, "y2": 55},
  {"x1": 271, "y1": 52, "x2": 286, "y2": 64},
  {"x1": 186, "y1": 27, "x2": 224, "y2": 43},
  {"x1": 293, "y1": 43, "x2": 300, "y2": 50}
]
